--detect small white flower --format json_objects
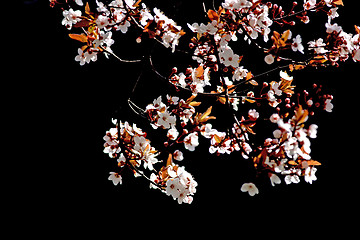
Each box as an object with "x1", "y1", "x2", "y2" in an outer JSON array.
[
  {"x1": 184, "y1": 132, "x2": 199, "y2": 151},
  {"x1": 219, "y1": 47, "x2": 240, "y2": 68},
  {"x1": 280, "y1": 70, "x2": 293, "y2": 81},
  {"x1": 325, "y1": 21, "x2": 342, "y2": 34},
  {"x1": 149, "y1": 173, "x2": 158, "y2": 189},
  {"x1": 232, "y1": 66, "x2": 249, "y2": 81},
  {"x1": 324, "y1": 99, "x2": 333, "y2": 112},
  {"x1": 173, "y1": 150, "x2": 184, "y2": 161},
  {"x1": 270, "y1": 173, "x2": 281, "y2": 186},
  {"x1": 292, "y1": 35, "x2": 305, "y2": 54},
  {"x1": 157, "y1": 111, "x2": 176, "y2": 129},
  {"x1": 353, "y1": 48, "x2": 360, "y2": 62},
  {"x1": 270, "y1": 113, "x2": 280, "y2": 123},
  {"x1": 241, "y1": 183, "x2": 259, "y2": 196},
  {"x1": 308, "y1": 124, "x2": 318, "y2": 138},
  {"x1": 166, "y1": 178, "x2": 181, "y2": 198},
  {"x1": 273, "y1": 129, "x2": 282, "y2": 139},
  {"x1": 248, "y1": 109, "x2": 259, "y2": 120},
  {"x1": 222, "y1": 0, "x2": 252, "y2": 10},
  {"x1": 264, "y1": 54, "x2": 275, "y2": 65},
  {"x1": 328, "y1": 7, "x2": 339, "y2": 19},
  {"x1": 75, "y1": 48, "x2": 86, "y2": 66},
  {"x1": 271, "y1": 82, "x2": 282, "y2": 96},
  {"x1": 96, "y1": 15, "x2": 110, "y2": 29},
  {"x1": 75, "y1": 0, "x2": 83, "y2": 6},
  {"x1": 283, "y1": 168, "x2": 301, "y2": 184},
  {"x1": 167, "y1": 127, "x2": 179, "y2": 140},
  {"x1": 304, "y1": 167, "x2": 317, "y2": 184},
  {"x1": 62, "y1": 8, "x2": 82, "y2": 30},
  {"x1": 108, "y1": 172, "x2": 122, "y2": 185},
  {"x1": 303, "y1": 0, "x2": 316, "y2": 10}
]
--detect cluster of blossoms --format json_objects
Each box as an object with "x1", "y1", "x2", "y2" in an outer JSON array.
[
  {"x1": 104, "y1": 119, "x2": 159, "y2": 170},
  {"x1": 151, "y1": 163, "x2": 198, "y2": 204},
  {"x1": 104, "y1": 117, "x2": 197, "y2": 204},
  {"x1": 52, "y1": 0, "x2": 359, "y2": 203},
  {"x1": 54, "y1": 0, "x2": 185, "y2": 65},
  {"x1": 105, "y1": 94, "x2": 212, "y2": 204}
]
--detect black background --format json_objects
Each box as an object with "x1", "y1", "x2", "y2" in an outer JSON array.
[{"x1": 18, "y1": 0, "x2": 359, "y2": 235}]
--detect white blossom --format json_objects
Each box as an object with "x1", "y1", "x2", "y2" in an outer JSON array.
[
  {"x1": 62, "y1": 8, "x2": 82, "y2": 30},
  {"x1": 325, "y1": 99, "x2": 333, "y2": 112},
  {"x1": 304, "y1": 167, "x2": 317, "y2": 184},
  {"x1": 108, "y1": 172, "x2": 122, "y2": 185},
  {"x1": 264, "y1": 54, "x2": 275, "y2": 65},
  {"x1": 292, "y1": 35, "x2": 305, "y2": 54},
  {"x1": 270, "y1": 173, "x2": 281, "y2": 186},
  {"x1": 184, "y1": 132, "x2": 199, "y2": 151},
  {"x1": 241, "y1": 183, "x2": 259, "y2": 196}
]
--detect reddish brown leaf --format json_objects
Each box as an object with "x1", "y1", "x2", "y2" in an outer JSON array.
[
  {"x1": 333, "y1": 0, "x2": 344, "y2": 6},
  {"x1": 68, "y1": 33, "x2": 88, "y2": 43},
  {"x1": 207, "y1": 9, "x2": 219, "y2": 21}
]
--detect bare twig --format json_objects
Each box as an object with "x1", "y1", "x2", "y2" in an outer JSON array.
[{"x1": 100, "y1": 46, "x2": 142, "y2": 63}]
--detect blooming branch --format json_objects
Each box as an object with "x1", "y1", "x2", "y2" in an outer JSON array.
[{"x1": 51, "y1": 0, "x2": 359, "y2": 203}]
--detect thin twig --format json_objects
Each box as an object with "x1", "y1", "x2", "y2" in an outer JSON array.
[
  {"x1": 127, "y1": 99, "x2": 147, "y2": 119},
  {"x1": 100, "y1": 46, "x2": 142, "y2": 63},
  {"x1": 128, "y1": 163, "x2": 165, "y2": 190}
]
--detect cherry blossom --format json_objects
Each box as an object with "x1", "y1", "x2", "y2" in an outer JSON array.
[
  {"x1": 75, "y1": 0, "x2": 83, "y2": 6},
  {"x1": 219, "y1": 47, "x2": 240, "y2": 68},
  {"x1": 324, "y1": 99, "x2": 333, "y2": 112},
  {"x1": 108, "y1": 172, "x2": 122, "y2": 185},
  {"x1": 292, "y1": 35, "x2": 305, "y2": 54},
  {"x1": 270, "y1": 173, "x2": 281, "y2": 186},
  {"x1": 184, "y1": 132, "x2": 199, "y2": 151},
  {"x1": 166, "y1": 178, "x2": 181, "y2": 199},
  {"x1": 173, "y1": 150, "x2": 184, "y2": 161},
  {"x1": 264, "y1": 54, "x2": 275, "y2": 65},
  {"x1": 51, "y1": 0, "x2": 360, "y2": 204},
  {"x1": 61, "y1": 8, "x2": 81, "y2": 30},
  {"x1": 304, "y1": 167, "x2": 317, "y2": 184},
  {"x1": 241, "y1": 183, "x2": 259, "y2": 196}
]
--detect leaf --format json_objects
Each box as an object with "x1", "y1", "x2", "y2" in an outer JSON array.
[
  {"x1": 248, "y1": 80, "x2": 258, "y2": 86},
  {"x1": 242, "y1": 124, "x2": 256, "y2": 134},
  {"x1": 307, "y1": 160, "x2": 322, "y2": 166},
  {"x1": 207, "y1": 9, "x2": 219, "y2": 21},
  {"x1": 309, "y1": 55, "x2": 328, "y2": 65},
  {"x1": 195, "y1": 65, "x2": 204, "y2": 79},
  {"x1": 245, "y1": 98, "x2": 256, "y2": 104},
  {"x1": 253, "y1": 149, "x2": 267, "y2": 168},
  {"x1": 189, "y1": 101, "x2": 202, "y2": 107},
  {"x1": 288, "y1": 160, "x2": 298, "y2": 166},
  {"x1": 196, "y1": 106, "x2": 216, "y2": 124},
  {"x1": 213, "y1": 134, "x2": 222, "y2": 144},
  {"x1": 279, "y1": 77, "x2": 295, "y2": 95},
  {"x1": 281, "y1": 30, "x2": 291, "y2": 42},
  {"x1": 134, "y1": 0, "x2": 142, "y2": 8},
  {"x1": 186, "y1": 94, "x2": 197, "y2": 104},
  {"x1": 85, "y1": 2, "x2": 91, "y2": 15},
  {"x1": 355, "y1": 25, "x2": 360, "y2": 34},
  {"x1": 333, "y1": 0, "x2": 344, "y2": 6},
  {"x1": 73, "y1": 19, "x2": 90, "y2": 28},
  {"x1": 217, "y1": 96, "x2": 227, "y2": 104},
  {"x1": 68, "y1": 33, "x2": 88, "y2": 43},
  {"x1": 166, "y1": 153, "x2": 173, "y2": 167},
  {"x1": 245, "y1": 71, "x2": 253, "y2": 80},
  {"x1": 293, "y1": 105, "x2": 309, "y2": 125},
  {"x1": 201, "y1": 106, "x2": 213, "y2": 120},
  {"x1": 289, "y1": 64, "x2": 306, "y2": 72},
  {"x1": 271, "y1": 30, "x2": 291, "y2": 50}
]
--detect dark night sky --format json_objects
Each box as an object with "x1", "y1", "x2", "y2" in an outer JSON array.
[{"x1": 18, "y1": 0, "x2": 359, "y2": 234}]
